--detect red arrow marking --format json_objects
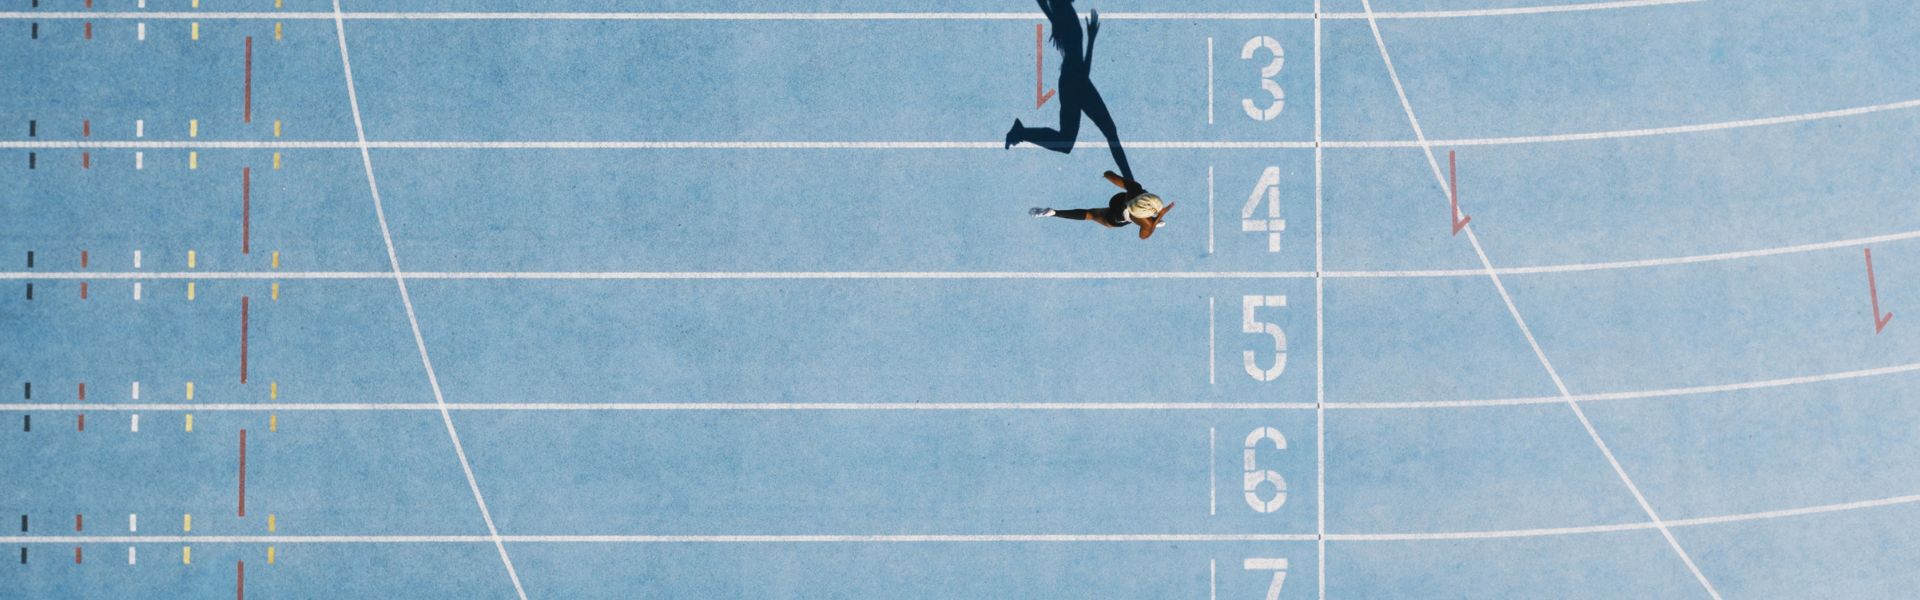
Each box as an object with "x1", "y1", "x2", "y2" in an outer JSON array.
[
  {"x1": 1035, "y1": 24, "x2": 1055, "y2": 108},
  {"x1": 1868, "y1": 247, "x2": 1893, "y2": 333},
  {"x1": 1449, "y1": 150, "x2": 1470, "y2": 235}
]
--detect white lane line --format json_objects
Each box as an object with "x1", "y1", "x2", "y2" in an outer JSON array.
[
  {"x1": 0, "y1": 140, "x2": 1318, "y2": 149},
  {"x1": 330, "y1": 3, "x2": 527, "y2": 599},
  {"x1": 0, "y1": 402, "x2": 1324, "y2": 411},
  {"x1": 1, "y1": 533, "x2": 1321, "y2": 543},
  {"x1": 4, "y1": 357, "x2": 1911, "y2": 413},
  {"x1": 10, "y1": 223, "x2": 1920, "y2": 281},
  {"x1": 1314, "y1": 1, "x2": 1329, "y2": 597},
  {"x1": 1313, "y1": 2, "x2": 1328, "y2": 596},
  {"x1": 0, "y1": 2, "x2": 1705, "y2": 21},
  {"x1": 8, "y1": 489, "x2": 1919, "y2": 545},
  {"x1": 7, "y1": 95, "x2": 1920, "y2": 152},
  {"x1": 1357, "y1": 1, "x2": 1722, "y2": 597}
]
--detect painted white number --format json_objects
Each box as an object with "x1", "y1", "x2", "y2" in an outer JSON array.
[
  {"x1": 1243, "y1": 427, "x2": 1288, "y2": 513},
  {"x1": 1242, "y1": 166, "x2": 1285, "y2": 252},
  {"x1": 1244, "y1": 558, "x2": 1290, "y2": 600},
  {"x1": 1240, "y1": 36, "x2": 1285, "y2": 121},
  {"x1": 1242, "y1": 295, "x2": 1288, "y2": 382}
]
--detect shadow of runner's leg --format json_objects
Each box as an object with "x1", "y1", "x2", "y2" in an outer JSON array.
[
  {"x1": 1078, "y1": 83, "x2": 1133, "y2": 182},
  {"x1": 1007, "y1": 85, "x2": 1085, "y2": 153}
]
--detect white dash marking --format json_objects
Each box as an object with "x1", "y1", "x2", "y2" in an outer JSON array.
[
  {"x1": 1209, "y1": 427, "x2": 1217, "y2": 516},
  {"x1": 130, "y1": 414, "x2": 140, "y2": 432},
  {"x1": 1206, "y1": 37, "x2": 1215, "y2": 125}
]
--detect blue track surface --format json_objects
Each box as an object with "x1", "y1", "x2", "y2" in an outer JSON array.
[{"x1": 6, "y1": 0, "x2": 1920, "y2": 597}]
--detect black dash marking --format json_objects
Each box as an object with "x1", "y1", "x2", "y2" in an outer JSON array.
[
  {"x1": 27, "y1": 152, "x2": 34, "y2": 169},
  {"x1": 27, "y1": 120, "x2": 34, "y2": 137},
  {"x1": 20, "y1": 415, "x2": 27, "y2": 432},
  {"x1": 21, "y1": 382, "x2": 28, "y2": 400},
  {"x1": 30, "y1": 23, "x2": 37, "y2": 40},
  {"x1": 24, "y1": 251, "x2": 31, "y2": 268},
  {"x1": 17, "y1": 547, "x2": 23, "y2": 565}
]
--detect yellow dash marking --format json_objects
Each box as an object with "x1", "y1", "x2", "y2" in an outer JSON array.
[
  {"x1": 186, "y1": 282, "x2": 197, "y2": 300},
  {"x1": 269, "y1": 381, "x2": 279, "y2": 400},
  {"x1": 272, "y1": 152, "x2": 281, "y2": 170},
  {"x1": 191, "y1": 22, "x2": 199, "y2": 40},
  {"x1": 189, "y1": 119, "x2": 198, "y2": 138},
  {"x1": 274, "y1": 22, "x2": 282, "y2": 41},
  {"x1": 270, "y1": 282, "x2": 279, "y2": 300},
  {"x1": 271, "y1": 251, "x2": 280, "y2": 269},
  {"x1": 192, "y1": 0, "x2": 199, "y2": 8},
  {"x1": 188, "y1": 151, "x2": 198, "y2": 169},
  {"x1": 275, "y1": 0, "x2": 282, "y2": 8},
  {"x1": 267, "y1": 514, "x2": 277, "y2": 533},
  {"x1": 268, "y1": 414, "x2": 277, "y2": 432},
  {"x1": 186, "y1": 382, "x2": 195, "y2": 401},
  {"x1": 266, "y1": 547, "x2": 275, "y2": 564},
  {"x1": 188, "y1": 250, "x2": 197, "y2": 269},
  {"x1": 182, "y1": 514, "x2": 191, "y2": 532},
  {"x1": 184, "y1": 414, "x2": 194, "y2": 432},
  {"x1": 273, "y1": 120, "x2": 281, "y2": 137},
  {"x1": 182, "y1": 546, "x2": 191, "y2": 565}
]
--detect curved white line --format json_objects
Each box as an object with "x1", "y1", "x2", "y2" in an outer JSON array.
[
  {"x1": 1336, "y1": 229, "x2": 1920, "y2": 278},
  {"x1": 0, "y1": 2, "x2": 1705, "y2": 21},
  {"x1": 4, "y1": 490, "x2": 1916, "y2": 545},
  {"x1": 1337, "y1": 98, "x2": 1920, "y2": 148},
  {"x1": 1330, "y1": 360, "x2": 1920, "y2": 410}
]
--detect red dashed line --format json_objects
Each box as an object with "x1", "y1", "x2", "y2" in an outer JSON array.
[{"x1": 244, "y1": 37, "x2": 253, "y2": 123}]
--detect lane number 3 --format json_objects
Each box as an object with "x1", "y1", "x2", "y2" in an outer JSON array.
[{"x1": 1241, "y1": 36, "x2": 1285, "y2": 121}]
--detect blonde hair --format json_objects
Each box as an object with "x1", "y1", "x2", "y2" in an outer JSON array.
[{"x1": 1127, "y1": 193, "x2": 1165, "y2": 220}]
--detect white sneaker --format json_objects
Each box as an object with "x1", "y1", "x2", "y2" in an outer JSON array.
[{"x1": 1029, "y1": 207, "x2": 1056, "y2": 218}]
